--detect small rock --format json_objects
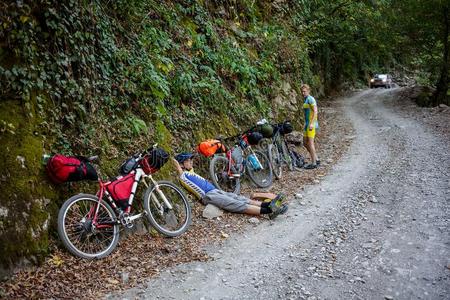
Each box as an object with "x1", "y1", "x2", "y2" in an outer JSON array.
[
  {"x1": 370, "y1": 195, "x2": 378, "y2": 203},
  {"x1": 121, "y1": 272, "x2": 129, "y2": 284},
  {"x1": 202, "y1": 204, "x2": 223, "y2": 219},
  {"x1": 362, "y1": 243, "x2": 373, "y2": 249},
  {"x1": 295, "y1": 193, "x2": 303, "y2": 199},
  {"x1": 16, "y1": 156, "x2": 26, "y2": 168},
  {"x1": 248, "y1": 217, "x2": 260, "y2": 224},
  {"x1": 384, "y1": 296, "x2": 394, "y2": 300}
]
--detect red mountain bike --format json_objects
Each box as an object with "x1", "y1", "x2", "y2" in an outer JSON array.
[
  {"x1": 57, "y1": 147, "x2": 191, "y2": 259},
  {"x1": 209, "y1": 133, "x2": 273, "y2": 194}
]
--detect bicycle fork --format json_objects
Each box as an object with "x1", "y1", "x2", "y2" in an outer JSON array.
[{"x1": 143, "y1": 176, "x2": 173, "y2": 216}]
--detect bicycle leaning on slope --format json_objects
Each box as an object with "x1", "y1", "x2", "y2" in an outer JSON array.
[
  {"x1": 57, "y1": 146, "x2": 191, "y2": 259},
  {"x1": 208, "y1": 132, "x2": 273, "y2": 194},
  {"x1": 265, "y1": 121, "x2": 303, "y2": 179}
]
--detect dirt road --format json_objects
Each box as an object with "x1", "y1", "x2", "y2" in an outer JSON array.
[{"x1": 109, "y1": 89, "x2": 450, "y2": 300}]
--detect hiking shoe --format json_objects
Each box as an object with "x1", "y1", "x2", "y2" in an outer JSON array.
[
  {"x1": 269, "y1": 193, "x2": 285, "y2": 211},
  {"x1": 316, "y1": 159, "x2": 321, "y2": 166},
  {"x1": 269, "y1": 204, "x2": 289, "y2": 220},
  {"x1": 279, "y1": 204, "x2": 288, "y2": 215},
  {"x1": 304, "y1": 163, "x2": 317, "y2": 169}
]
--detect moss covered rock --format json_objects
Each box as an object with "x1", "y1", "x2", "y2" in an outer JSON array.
[{"x1": 0, "y1": 96, "x2": 61, "y2": 276}]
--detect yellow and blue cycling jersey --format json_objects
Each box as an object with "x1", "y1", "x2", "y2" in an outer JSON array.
[
  {"x1": 303, "y1": 95, "x2": 319, "y2": 130},
  {"x1": 179, "y1": 169, "x2": 216, "y2": 199}
]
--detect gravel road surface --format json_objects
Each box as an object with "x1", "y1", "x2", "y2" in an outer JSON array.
[{"x1": 109, "y1": 89, "x2": 450, "y2": 300}]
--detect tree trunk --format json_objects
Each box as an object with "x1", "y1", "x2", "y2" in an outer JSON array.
[{"x1": 432, "y1": 6, "x2": 449, "y2": 106}]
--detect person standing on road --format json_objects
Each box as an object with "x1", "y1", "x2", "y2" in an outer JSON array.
[{"x1": 301, "y1": 84, "x2": 320, "y2": 169}]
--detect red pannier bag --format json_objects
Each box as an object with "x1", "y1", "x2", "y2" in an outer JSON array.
[
  {"x1": 197, "y1": 139, "x2": 226, "y2": 157},
  {"x1": 106, "y1": 173, "x2": 136, "y2": 209},
  {"x1": 46, "y1": 154, "x2": 98, "y2": 184}
]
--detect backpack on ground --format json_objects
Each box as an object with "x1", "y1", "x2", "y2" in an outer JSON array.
[
  {"x1": 106, "y1": 172, "x2": 136, "y2": 209},
  {"x1": 197, "y1": 140, "x2": 226, "y2": 157},
  {"x1": 46, "y1": 154, "x2": 98, "y2": 184},
  {"x1": 290, "y1": 150, "x2": 305, "y2": 168}
]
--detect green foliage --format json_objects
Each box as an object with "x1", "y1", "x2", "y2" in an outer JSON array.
[{"x1": 385, "y1": 0, "x2": 449, "y2": 105}]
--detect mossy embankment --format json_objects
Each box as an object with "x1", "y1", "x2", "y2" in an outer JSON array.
[{"x1": 0, "y1": 0, "x2": 315, "y2": 277}]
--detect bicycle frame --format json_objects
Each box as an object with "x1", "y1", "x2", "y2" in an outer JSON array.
[
  {"x1": 223, "y1": 141, "x2": 264, "y2": 178},
  {"x1": 92, "y1": 168, "x2": 173, "y2": 227},
  {"x1": 272, "y1": 129, "x2": 290, "y2": 163}
]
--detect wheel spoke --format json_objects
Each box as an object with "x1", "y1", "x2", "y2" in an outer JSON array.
[
  {"x1": 60, "y1": 196, "x2": 118, "y2": 258},
  {"x1": 210, "y1": 156, "x2": 238, "y2": 193},
  {"x1": 145, "y1": 182, "x2": 191, "y2": 236}
]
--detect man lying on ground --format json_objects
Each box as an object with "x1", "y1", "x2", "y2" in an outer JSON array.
[{"x1": 173, "y1": 153, "x2": 288, "y2": 219}]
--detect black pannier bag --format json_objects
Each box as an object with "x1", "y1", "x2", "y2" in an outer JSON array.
[
  {"x1": 141, "y1": 147, "x2": 169, "y2": 174},
  {"x1": 247, "y1": 131, "x2": 263, "y2": 145},
  {"x1": 280, "y1": 121, "x2": 293, "y2": 135}
]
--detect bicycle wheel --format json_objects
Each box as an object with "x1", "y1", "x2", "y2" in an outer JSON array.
[
  {"x1": 280, "y1": 139, "x2": 294, "y2": 171},
  {"x1": 257, "y1": 138, "x2": 271, "y2": 151},
  {"x1": 209, "y1": 155, "x2": 241, "y2": 194},
  {"x1": 246, "y1": 150, "x2": 273, "y2": 188},
  {"x1": 144, "y1": 181, "x2": 191, "y2": 237},
  {"x1": 58, "y1": 194, "x2": 119, "y2": 259},
  {"x1": 268, "y1": 144, "x2": 282, "y2": 179}
]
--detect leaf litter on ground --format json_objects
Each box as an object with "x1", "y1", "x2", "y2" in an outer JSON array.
[{"x1": 0, "y1": 98, "x2": 354, "y2": 299}]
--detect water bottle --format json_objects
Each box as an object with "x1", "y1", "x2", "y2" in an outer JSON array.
[{"x1": 247, "y1": 153, "x2": 262, "y2": 170}]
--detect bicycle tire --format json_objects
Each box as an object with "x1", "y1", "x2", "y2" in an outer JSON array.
[
  {"x1": 57, "y1": 194, "x2": 119, "y2": 259},
  {"x1": 246, "y1": 150, "x2": 273, "y2": 188},
  {"x1": 268, "y1": 143, "x2": 282, "y2": 179},
  {"x1": 280, "y1": 139, "x2": 294, "y2": 171},
  {"x1": 144, "y1": 181, "x2": 191, "y2": 237},
  {"x1": 209, "y1": 155, "x2": 241, "y2": 194},
  {"x1": 257, "y1": 138, "x2": 271, "y2": 151}
]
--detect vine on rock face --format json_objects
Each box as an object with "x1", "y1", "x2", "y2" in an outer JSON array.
[
  {"x1": 6, "y1": 0, "x2": 412, "y2": 269},
  {"x1": 1, "y1": 0, "x2": 313, "y2": 157}
]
